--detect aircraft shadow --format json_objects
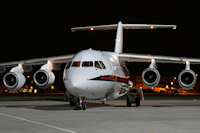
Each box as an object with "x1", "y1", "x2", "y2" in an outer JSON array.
[
  {"x1": 4, "y1": 101, "x2": 197, "y2": 111},
  {"x1": 2, "y1": 102, "x2": 113, "y2": 111}
]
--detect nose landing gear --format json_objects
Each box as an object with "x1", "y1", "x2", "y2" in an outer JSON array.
[
  {"x1": 74, "y1": 97, "x2": 87, "y2": 110},
  {"x1": 65, "y1": 91, "x2": 87, "y2": 110}
]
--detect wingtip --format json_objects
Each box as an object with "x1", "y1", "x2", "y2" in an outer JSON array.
[
  {"x1": 71, "y1": 28, "x2": 75, "y2": 32},
  {"x1": 173, "y1": 25, "x2": 177, "y2": 29}
]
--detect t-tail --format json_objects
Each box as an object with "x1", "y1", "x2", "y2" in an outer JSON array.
[{"x1": 71, "y1": 21, "x2": 176, "y2": 53}]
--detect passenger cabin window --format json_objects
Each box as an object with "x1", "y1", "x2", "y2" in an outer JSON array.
[
  {"x1": 82, "y1": 61, "x2": 93, "y2": 67},
  {"x1": 95, "y1": 61, "x2": 102, "y2": 69},
  {"x1": 71, "y1": 62, "x2": 80, "y2": 67},
  {"x1": 99, "y1": 61, "x2": 106, "y2": 69}
]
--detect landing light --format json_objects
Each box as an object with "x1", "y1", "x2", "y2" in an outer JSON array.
[
  {"x1": 150, "y1": 26, "x2": 154, "y2": 29},
  {"x1": 90, "y1": 28, "x2": 94, "y2": 31}
]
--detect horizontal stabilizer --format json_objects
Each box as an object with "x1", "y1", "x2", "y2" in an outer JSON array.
[
  {"x1": 71, "y1": 21, "x2": 176, "y2": 53},
  {"x1": 71, "y1": 24, "x2": 117, "y2": 32},
  {"x1": 71, "y1": 22, "x2": 176, "y2": 32},
  {"x1": 122, "y1": 24, "x2": 176, "y2": 29}
]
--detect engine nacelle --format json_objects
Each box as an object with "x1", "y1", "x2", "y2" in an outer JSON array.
[
  {"x1": 3, "y1": 64, "x2": 26, "y2": 91},
  {"x1": 142, "y1": 68, "x2": 160, "y2": 88},
  {"x1": 33, "y1": 69, "x2": 55, "y2": 89},
  {"x1": 178, "y1": 69, "x2": 196, "y2": 90}
]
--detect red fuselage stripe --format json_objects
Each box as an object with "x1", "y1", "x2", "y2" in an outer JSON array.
[{"x1": 90, "y1": 75, "x2": 129, "y2": 83}]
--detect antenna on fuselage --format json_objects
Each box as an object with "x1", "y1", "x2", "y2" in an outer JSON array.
[{"x1": 71, "y1": 21, "x2": 176, "y2": 53}]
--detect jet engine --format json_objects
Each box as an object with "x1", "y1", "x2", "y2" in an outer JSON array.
[
  {"x1": 178, "y1": 69, "x2": 196, "y2": 90},
  {"x1": 142, "y1": 68, "x2": 160, "y2": 88},
  {"x1": 142, "y1": 59, "x2": 160, "y2": 88},
  {"x1": 33, "y1": 61, "x2": 55, "y2": 89},
  {"x1": 3, "y1": 64, "x2": 26, "y2": 91},
  {"x1": 178, "y1": 61, "x2": 197, "y2": 90}
]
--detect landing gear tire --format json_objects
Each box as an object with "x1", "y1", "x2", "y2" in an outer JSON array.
[
  {"x1": 70, "y1": 97, "x2": 76, "y2": 107},
  {"x1": 74, "y1": 97, "x2": 81, "y2": 110},
  {"x1": 82, "y1": 98, "x2": 87, "y2": 110},
  {"x1": 74, "y1": 102, "x2": 81, "y2": 110},
  {"x1": 74, "y1": 97, "x2": 87, "y2": 110},
  {"x1": 126, "y1": 96, "x2": 132, "y2": 107},
  {"x1": 135, "y1": 97, "x2": 140, "y2": 107},
  {"x1": 127, "y1": 94, "x2": 140, "y2": 107}
]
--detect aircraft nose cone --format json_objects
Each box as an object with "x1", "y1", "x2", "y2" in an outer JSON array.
[{"x1": 67, "y1": 75, "x2": 87, "y2": 94}]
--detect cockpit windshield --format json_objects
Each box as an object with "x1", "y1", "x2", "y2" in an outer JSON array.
[
  {"x1": 99, "y1": 61, "x2": 106, "y2": 69},
  {"x1": 69, "y1": 61, "x2": 106, "y2": 69},
  {"x1": 82, "y1": 61, "x2": 93, "y2": 67},
  {"x1": 95, "y1": 61, "x2": 102, "y2": 69},
  {"x1": 71, "y1": 62, "x2": 81, "y2": 67},
  {"x1": 66, "y1": 61, "x2": 72, "y2": 69}
]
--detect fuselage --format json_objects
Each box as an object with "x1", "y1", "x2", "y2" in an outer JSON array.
[{"x1": 63, "y1": 49, "x2": 130, "y2": 100}]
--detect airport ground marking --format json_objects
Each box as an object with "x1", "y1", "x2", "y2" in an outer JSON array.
[
  {"x1": 90, "y1": 121, "x2": 100, "y2": 123},
  {"x1": 0, "y1": 112, "x2": 77, "y2": 133}
]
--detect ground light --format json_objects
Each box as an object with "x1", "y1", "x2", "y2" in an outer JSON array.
[{"x1": 51, "y1": 86, "x2": 55, "y2": 90}]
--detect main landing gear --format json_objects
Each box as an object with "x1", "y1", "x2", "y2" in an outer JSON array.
[{"x1": 126, "y1": 87, "x2": 144, "y2": 107}]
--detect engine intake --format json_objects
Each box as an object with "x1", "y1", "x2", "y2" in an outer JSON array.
[
  {"x1": 33, "y1": 69, "x2": 55, "y2": 89},
  {"x1": 3, "y1": 72, "x2": 26, "y2": 91},
  {"x1": 3, "y1": 64, "x2": 26, "y2": 91},
  {"x1": 178, "y1": 69, "x2": 196, "y2": 90},
  {"x1": 142, "y1": 68, "x2": 160, "y2": 88}
]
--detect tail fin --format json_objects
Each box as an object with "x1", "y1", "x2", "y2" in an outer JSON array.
[{"x1": 71, "y1": 21, "x2": 176, "y2": 53}]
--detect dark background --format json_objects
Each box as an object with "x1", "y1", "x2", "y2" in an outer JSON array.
[{"x1": 0, "y1": 1, "x2": 199, "y2": 79}]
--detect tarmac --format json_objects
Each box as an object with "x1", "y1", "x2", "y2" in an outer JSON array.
[{"x1": 0, "y1": 100, "x2": 200, "y2": 133}]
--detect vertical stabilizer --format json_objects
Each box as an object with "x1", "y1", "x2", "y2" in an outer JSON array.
[{"x1": 114, "y1": 21, "x2": 123, "y2": 53}]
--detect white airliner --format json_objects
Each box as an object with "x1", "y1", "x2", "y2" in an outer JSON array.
[{"x1": 1, "y1": 21, "x2": 200, "y2": 110}]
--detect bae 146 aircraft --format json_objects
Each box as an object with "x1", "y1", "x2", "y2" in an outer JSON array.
[{"x1": 1, "y1": 21, "x2": 200, "y2": 110}]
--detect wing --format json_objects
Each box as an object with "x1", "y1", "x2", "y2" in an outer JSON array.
[
  {"x1": 0, "y1": 54, "x2": 74, "y2": 73},
  {"x1": 118, "y1": 53, "x2": 200, "y2": 64}
]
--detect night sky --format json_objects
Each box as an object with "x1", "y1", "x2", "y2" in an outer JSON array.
[{"x1": 1, "y1": 1, "x2": 200, "y2": 78}]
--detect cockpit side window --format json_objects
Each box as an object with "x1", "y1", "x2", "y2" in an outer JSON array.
[
  {"x1": 99, "y1": 61, "x2": 106, "y2": 69},
  {"x1": 66, "y1": 61, "x2": 72, "y2": 69},
  {"x1": 82, "y1": 61, "x2": 93, "y2": 67},
  {"x1": 71, "y1": 61, "x2": 80, "y2": 67},
  {"x1": 95, "y1": 61, "x2": 102, "y2": 69}
]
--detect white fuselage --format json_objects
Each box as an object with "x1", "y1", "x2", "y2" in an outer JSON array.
[{"x1": 63, "y1": 49, "x2": 130, "y2": 100}]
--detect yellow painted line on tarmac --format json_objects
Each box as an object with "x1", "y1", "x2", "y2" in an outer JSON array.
[{"x1": 90, "y1": 121, "x2": 100, "y2": 123}]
